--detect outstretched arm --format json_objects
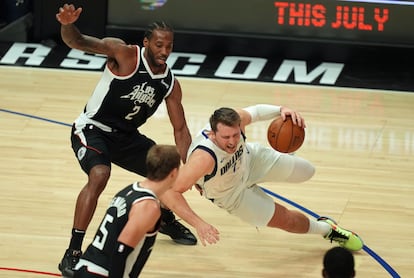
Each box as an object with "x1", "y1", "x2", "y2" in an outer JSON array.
[
  {"x1": 239, "y1": 104, "x2": 305, "y2": 132},
  {"x1": 56, "y1": 3, "x2": 136, "y2": 75},
  {"x1": 56, "y1": 4, "x2": 116, "y2": 54},
  {"x1": 160, "y1": 149, "x2": 220, "y2": 246},
  {"x1": 161, "y1": 188, "x2": 219, "y2": 246}
]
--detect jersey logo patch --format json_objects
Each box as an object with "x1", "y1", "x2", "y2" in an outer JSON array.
[{"x1": 77, "y1": 146, "x2": 87, "y2": 161}]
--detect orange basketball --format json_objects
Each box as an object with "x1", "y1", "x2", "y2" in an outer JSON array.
[{"x1": 267, "y1": 116, "x2": 305, "y2": 153}]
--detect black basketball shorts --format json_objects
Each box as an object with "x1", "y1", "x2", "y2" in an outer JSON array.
[{"x1": 71, "y1": 124, "x2": 155, "y2": 176}]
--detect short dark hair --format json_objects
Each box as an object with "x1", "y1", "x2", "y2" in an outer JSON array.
[
  {"x1": 209, "y1": 107, "x2": 241, "y2": 132},
  {"x1": 144, "y1": 21, "x2": 174, "y2": 39},
  {"x1": 146, "y1": 145, "x2": 181, "y2": 181},
  {"x1": 323, "y1": 247, "x2": 355, "y2": 278}
]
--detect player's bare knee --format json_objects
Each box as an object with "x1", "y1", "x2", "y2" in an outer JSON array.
[
  {"x1": 88, "y1": 165, "x2": 110, "y2": 193},
  {"x1": 268, "y1": 203, "x2": 290, "y2": 229}
]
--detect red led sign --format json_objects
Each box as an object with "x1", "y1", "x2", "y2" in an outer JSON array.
[{"x1": 274, "y1": 2, "x2": 389, "y2": 31}]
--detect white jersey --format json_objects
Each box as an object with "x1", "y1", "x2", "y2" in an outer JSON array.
[
  {"x1": 189, "y1": 124, "x2": 250, "y2": 204},
  {"x1": 189, "y1": 123, "x2": 301, "y2": 226}
]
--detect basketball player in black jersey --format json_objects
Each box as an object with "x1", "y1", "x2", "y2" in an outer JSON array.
[
  {"x1": 56, "y1": 3, "x2": 196, "y2": 277},
  {"x1": 73, "y1": 144, "x2": 182, "y2": 278}
]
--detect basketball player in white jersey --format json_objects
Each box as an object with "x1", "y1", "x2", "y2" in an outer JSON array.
[
  {"x1": 161, "y1": 105, "x2": 364, "y2": 251},
  {"x1": 56, "y1": 3, "x2": 196, "y2": 277}
]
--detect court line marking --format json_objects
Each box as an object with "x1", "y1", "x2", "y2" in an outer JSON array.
[
  {"x1": 0, "y1": 267, "x2": 60, "y2": 276},
  {"x1": 260, "y1": 187, "x2": 400, "y2": 278},
  {"x1": 0, "y1": 107, "x2": 401, "y2": 278}
]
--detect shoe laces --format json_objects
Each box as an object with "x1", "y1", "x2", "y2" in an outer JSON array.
[
  {"x1": 68, "y1": 250, "x2": 82, "y2": 266},
  {"x1": 327, "y1": 225, "x2": 350, "y2": 243}
]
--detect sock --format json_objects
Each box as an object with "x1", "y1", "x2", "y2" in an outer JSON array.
[
  {"x1": 307, "y1": 218, "x2": 331, "y2": 236},
  {"x1": 69, "y1": 228, "x2": 86, "y2": 251}
]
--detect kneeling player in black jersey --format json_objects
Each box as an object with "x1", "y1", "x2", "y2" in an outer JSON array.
[{"x1": 73, "y1": 145, "x2": 181, "y2": 278}]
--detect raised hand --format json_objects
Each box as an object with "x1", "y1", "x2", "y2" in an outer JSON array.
[{"x1": 56, "y1": 3, "x2": 83, "y2": 25}]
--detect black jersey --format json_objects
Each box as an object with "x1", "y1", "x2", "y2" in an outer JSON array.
[
  {"x1": 77, "y1": 46, "x2": 174, "y2": 133},
  {"x1": 75, "y1": 182, "x2": 161, "y2": 277}
]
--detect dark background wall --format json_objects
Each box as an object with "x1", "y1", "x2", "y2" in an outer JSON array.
[
  {"x1": 1, "y1": 0, "x2": 414, "y2": 66},
  {"x1": 32, "y1": 0, "x2": 107, "y2": 43},
  {"x1": 1, "y1": 1, "x2": 414, "y2": 92},
  {"x1": 106, "y1": 0, "x2": 414, "y2": 47},
  {"x1": 2, "y1": 0, "x2": 414, "y2": 48}
]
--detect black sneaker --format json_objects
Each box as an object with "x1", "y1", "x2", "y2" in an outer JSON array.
[
  {"x1": 159, "y1": 208, "x2": 197, "y2": 245},
  {"x1": 58, "y1": 248, "x2": 82, "y2": 277}
]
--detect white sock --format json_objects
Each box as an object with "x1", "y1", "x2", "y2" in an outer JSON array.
[{"x1": 307, "y1": 218, "x2": 331, "y2": 236}]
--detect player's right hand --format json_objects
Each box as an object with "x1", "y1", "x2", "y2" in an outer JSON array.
[
  {"x1": 56, "y1": 3, "x2": 82, "y2": 25},
  {"x1": 197, "y1": 222, "x2": 220, "y2": 246}
]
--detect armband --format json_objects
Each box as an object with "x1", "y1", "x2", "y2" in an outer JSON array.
[
  {"x1": 109, "y1": 241, "x2": 134, "y2": 278},
  {"x1": 243, "y1": 104, "x2": 281, "y2": 122}
]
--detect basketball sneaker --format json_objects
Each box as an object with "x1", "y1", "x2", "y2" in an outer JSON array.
[
  {"x1": 318, "y1": 216, "x2": 364, "y2": 251},
  {"x1": 159, "y1": 208, "x2": 197, "y2": 245},
  {"x1": 58, "y1": 248, "x2": 82, "y2": 277}
]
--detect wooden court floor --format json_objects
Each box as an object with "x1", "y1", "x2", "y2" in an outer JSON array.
[{"x1": 0, "y1": 65, "x2": 413, "y2": 277}]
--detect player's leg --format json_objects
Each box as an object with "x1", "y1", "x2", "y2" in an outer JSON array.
[
  {"x1": 269, "y1": 201, "x2": 363, "y2": 251},
  {"x1": 256, "y1": 146, "x2": 363, "y2": 250},
  {"x1": 268, "y1": 202, "x2": 323, "y2": 233},
  {"x1": 245, "y1": 143, "x2": 315, "y2": 184},
  {"x1": 112, "y1": 131, "x2": 197, "y2": 245},
  {"x1": 218, "y1": 183, "x2": 323, "y2": 233},
  {"x1": 316, "y1": 216, "x2": 364, "y2": 251},
  {"x1": 245, "y1": 145, "x2": 363, "y2": 251},
  {"x1": 59, "y1": 125, "x2": 112, "y2": 277},
  {"x1": 226, "y1": 183, "x2": 363, "y2": 251}
]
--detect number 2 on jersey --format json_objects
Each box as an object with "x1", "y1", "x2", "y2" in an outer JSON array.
[{"x1": 125, "y1": 106, "x2": 141, "y2": 120}]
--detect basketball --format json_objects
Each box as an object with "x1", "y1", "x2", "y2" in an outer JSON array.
[{"x1": 267, "y1": 116, "x2": 305, "y2": 153}]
